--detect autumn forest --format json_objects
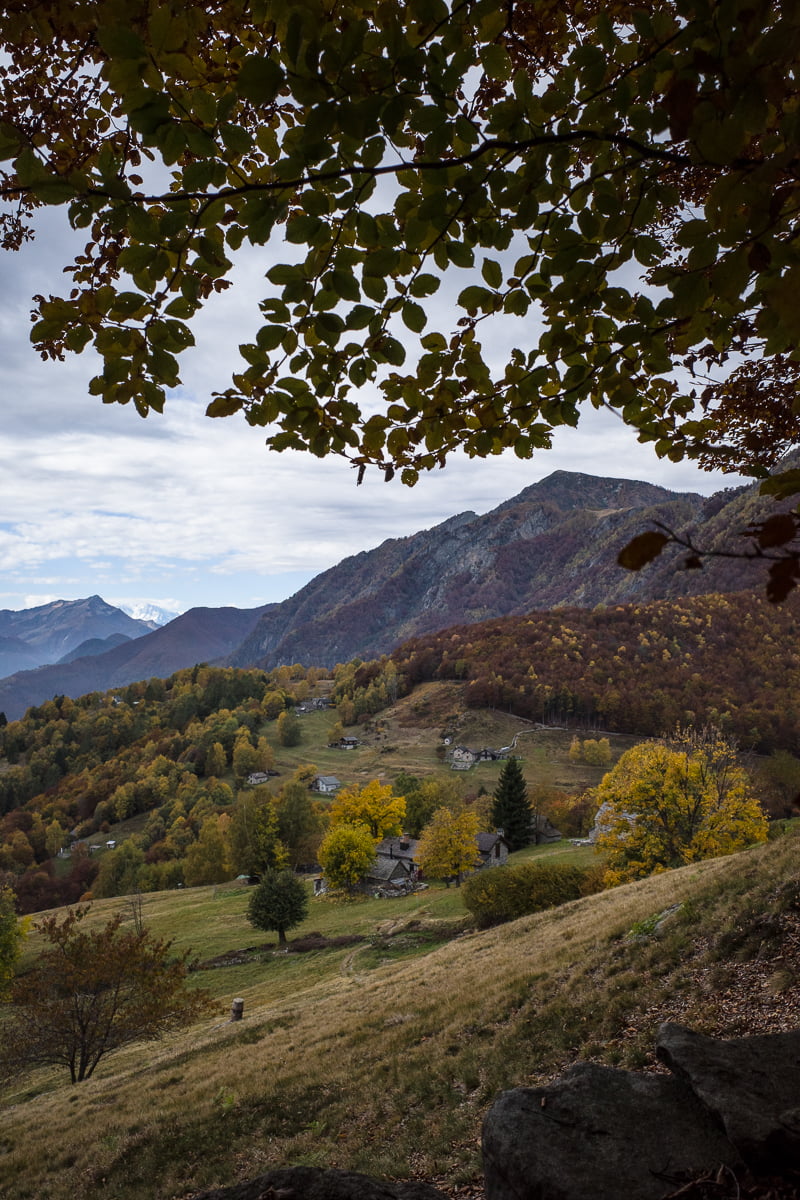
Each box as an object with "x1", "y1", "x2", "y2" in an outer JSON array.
[{"x1": 0, "y1": 587, "x2": 797, "y2": 915}]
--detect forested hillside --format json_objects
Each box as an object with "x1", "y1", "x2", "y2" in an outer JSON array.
[
  {"x1": 391, "y1": 591, "x2": 800, "y2": 752},
  {"x1": 0, "y1": 664, "x2": 324, "y2": 912},
  {"x1": 1, "y1": 590, "x2": 798, "y2": 915}
]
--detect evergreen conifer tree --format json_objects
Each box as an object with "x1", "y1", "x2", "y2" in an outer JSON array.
[
  {"x1": 247, "y1": 869, "x2": 309, "y2": 947},
  {"x1": 491, "y1": 759, "x2": 532, "y2": 852}
]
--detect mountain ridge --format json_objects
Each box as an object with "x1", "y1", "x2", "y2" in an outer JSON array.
[
  {"x1": 229, "y1": 470, "x2": 757, "y2": 671},
  {"x1": 0, "y1": 469, "x2": 783, "y2": 720},
  {"x1": 0, "y1": 595, "x2": 154, "y2": 678}
]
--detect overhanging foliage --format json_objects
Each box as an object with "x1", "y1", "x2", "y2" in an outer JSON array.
[{"x1": 1, "y1": 0, "x2": 798, "y2": 490}]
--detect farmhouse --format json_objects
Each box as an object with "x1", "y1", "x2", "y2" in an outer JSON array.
[
  {"x1": 246, "y1": 771, "x2": 272, "y2": 787},
  {"x1": 449, "y1": 745, "x2": 509, "y2": 770},
  {"x1": 450, "y1": 746, "x2": 477, "y2": 770},
  {"x1": 311, "y1": 774, "x2": 341, "y2": 795}
]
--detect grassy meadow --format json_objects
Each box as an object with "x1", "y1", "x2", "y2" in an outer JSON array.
[
  {"x1": 262, "y1": 684, "x2": 640, "y2": 796},
  {"x1": 2, "y1": 828, "x2": 798, "y2": 1200}
]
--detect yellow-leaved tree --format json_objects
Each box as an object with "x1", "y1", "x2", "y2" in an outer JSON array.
[
  {"x1": 595, "y1": 729, "x2": 768, "y2": 885},
  {"x1": 415, "y1": 808, "x2": 481, "y2": 887},
  {"x1": 317, "y1": 823, "x2": 378, "y2": 894},
  {"x1": 328, "y1": 780, "x2": 405, "y2": 841}
]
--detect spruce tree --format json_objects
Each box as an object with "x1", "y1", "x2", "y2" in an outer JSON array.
[{"x1": 491, "y1": 758, "x2": 532, "y2": 851}]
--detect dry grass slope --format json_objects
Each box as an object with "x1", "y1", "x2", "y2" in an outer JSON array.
[{"x1": 1, "y1": 829, "x2": 798, "y2": 1200}]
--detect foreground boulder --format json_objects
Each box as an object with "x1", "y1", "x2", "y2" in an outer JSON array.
[
  {"x1": 656, "y1": 1023, "x2": 800, "y2": 1172},
  {"x1": 482, "y1": 1060, "x2": 741, "y2": 1200},
  {"x1": 190, "y1": 1165, "x2": 448, "y2": 1200},
  {"x1": 483, "y1": 1023, "x2": 800, "y2": 1200}
]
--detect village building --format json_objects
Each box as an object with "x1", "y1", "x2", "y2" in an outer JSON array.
[
  {"x1": 448, "y1": 745, "x2": 509, "y2": 770},
  {"x1": 476, "y1": 831, "x2": 510, "y2": 868},
  {"x1": 311, "y1": 774, "x2": 341, "y2": 795}
]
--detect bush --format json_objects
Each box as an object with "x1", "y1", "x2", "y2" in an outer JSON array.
[{"x1": 462, "y1": 861, "x2": 601, "y2": 928}]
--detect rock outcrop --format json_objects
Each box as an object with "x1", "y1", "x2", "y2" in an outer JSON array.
[
  {"x1": 482, "y1": 1023, "x2": 800, "y2": 1200},
  {"x1": 656, "y1": 1023, "x2": 800, "y2": 1172}
]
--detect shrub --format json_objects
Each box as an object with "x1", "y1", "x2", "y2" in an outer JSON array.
[{"x1": 462, "y1": 861, "x2": 601, "y2": 928}]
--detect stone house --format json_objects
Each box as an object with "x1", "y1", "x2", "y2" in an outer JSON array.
[
  {"x1": 476, "y1": 831, "x2": 510, "y2": 868},
  {"x1": 367, "y1": 833, "x2": 421, "y2": 889}
]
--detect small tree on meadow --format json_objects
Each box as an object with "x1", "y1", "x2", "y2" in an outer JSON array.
[
  {"x1": 247, "y1": 869, "x2": 309, "y2": 946},
  {"x1": 276, "y1": 709, "x2": 302, "y2": 747},
  {"x1": 0, "y1": 907, "x2": 211, "y2": 1084},
  {"x1": 491, "y1": 758, "x2": 532, "y2": 851}
]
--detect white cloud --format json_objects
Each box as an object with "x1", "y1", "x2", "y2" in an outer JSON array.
[{"x1": 0, "y1": 203, "x2": 746, "y2": 616}]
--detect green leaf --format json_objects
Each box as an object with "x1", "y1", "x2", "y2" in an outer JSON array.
[
  {"x1": 207, "y1": 394, "x2": 245, "y2": 417},
  {"x1": 331, "y1": 269, "x2": 360, "y2": 302},
  {"x1": 409, "y1": 274, "x2": 441, "y2": 298},
  {"x1": 760, "y1": 470, "x2": 800, "y2": 500},
  {"x1": 237, "y1": 55, "x2": 284, "y2": 105},
  {"x1": 31, "y1": 177, "x2": 78, "y2": 205},
  {"x1": 481, "y1": 259, "x2": 503, "y2": 288},
  {"x1": 420, "y1": 332, "x2": 447, "y2": 351},
  {"x1": 96, "y1": 25, "x2": 147, "y2": 60},
  {"x1": 401, "y1": 301, "x2": 427, "y2": 333},
  {"x1": 219, "y1": 123, "x2": 253, "y2": 157},
  {"x1": 255, "y1": 325, "x2": 285, "y2": 351},
  {"x1": 345, "y1": 305, "x2": 374, "y2": 330},
  {"x1": 481, "y1": 43, "x2": 512, "y2": 81},
  {"x1": 458, "y1": 285, "x2": 492, "y2": 313}
]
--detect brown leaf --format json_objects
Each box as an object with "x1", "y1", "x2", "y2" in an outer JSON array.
[
  {"x1": 766, "y1": 557, "x2": 800, "y2": 604},
  {"x1": 617, "y1": 531, "x2": 669, "y2": 571},
  {"x1": 757, "y1": 513, "x2": 798, "y2": 549}
]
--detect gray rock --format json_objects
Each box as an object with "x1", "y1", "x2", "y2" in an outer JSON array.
[
  {"x1": 482, "y1": 1061, "x2": 741, "y2": 1200},
  {"x1": 656, "y1": 1022, "x2": 800, "y2": 1171},
  {"x1": 189, "y1": 1165, "x2": 448, "y2": 1200}
]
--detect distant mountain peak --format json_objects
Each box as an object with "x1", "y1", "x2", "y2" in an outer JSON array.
[{"x1": 118, "y1": 601, "x2": 181, "y2": 628}]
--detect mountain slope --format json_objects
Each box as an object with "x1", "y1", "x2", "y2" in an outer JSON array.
[
  {"x1": 0, "y1": 604, "x2": 271, "y2": 720},
  {"x1": 230, "y1": 470, "x2": 773, "y2": 672},
  {"x1": 0, "y1": 595, "x2": 153, "y2": 670}
]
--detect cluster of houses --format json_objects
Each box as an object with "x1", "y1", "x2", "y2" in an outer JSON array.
[
  {"x1": 294, "y1": 698, "x2": 332, "y2": 714},
  {"x1": 310, "y1": 829, "x2": 512, "y2": 898},
  {"x1": 447, "y1": 744, "x2": 511, "y2": 770},
  {"x1": 364, "y1": 829, "x2": 510, "y2": 894}
]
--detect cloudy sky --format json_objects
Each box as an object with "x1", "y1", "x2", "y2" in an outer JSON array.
[{"x1": 1, "y1": 206, "x2": 744, "y2": 619}]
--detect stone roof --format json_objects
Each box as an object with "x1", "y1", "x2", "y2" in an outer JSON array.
[
  {"x1": 476, "y1": 831, "x2": 509, "y2": 854},
  {"x1": 375, "y1": 835, "x2": 419, "y2": 861},
  {"x1": 366, "y1": 857, "x2": 411, "y2": 883}
]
